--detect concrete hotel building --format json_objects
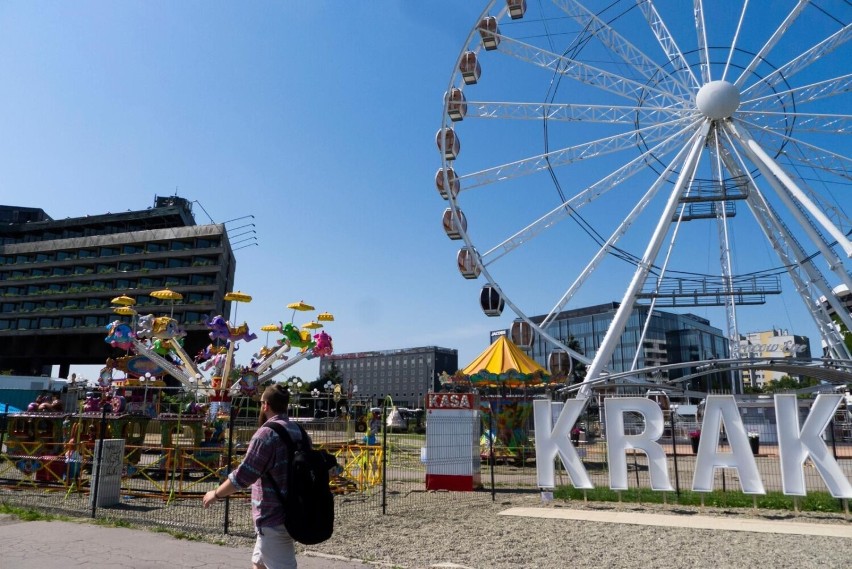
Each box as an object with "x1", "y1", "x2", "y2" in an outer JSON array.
[
  {"x1": 0, "y1": 196, "x2": 236, "y2": 377},
  {"x1": 319, "y1": 346, "x2": 459, "y2": 408},
  {"x1": 739, "y1": 329, "x2": 812, "y2": 387}
]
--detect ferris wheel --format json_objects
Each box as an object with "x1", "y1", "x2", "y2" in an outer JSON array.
[{"x1": 436, "y1": 0, "x2": 852, "y2": 395}]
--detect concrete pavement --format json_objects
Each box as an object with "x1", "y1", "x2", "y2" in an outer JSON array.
[
  {"x1": 500, "y1": 507, "x2": 852, "y2": 538},
  {"x1": 0, "y1": 515, "x2": 371, "y2": 569}
]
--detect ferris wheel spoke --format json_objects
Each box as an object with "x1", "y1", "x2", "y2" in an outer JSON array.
[
  {"x1": 741, "y1": 23, "x2": 852, "y2": 101},
  {"x1": 732, "y1": 0, "x2": 810, "y2": 89},
  {"x1": 494, "y1": 33, "x2": 690, "y2": 107},
  {"x1": 463, "y1": 100, "x2": 696, "y2": 124},
  {"x1": 693, "y1": 0, "x2": 712, "y2": 84},
  {"x1": 554, "y1": 0, "x2": 694, "y2": 99},
  {"x1": 735, "y1": 117, "x2": 852, "y2": 182},
  {"x1": 740, "y1": 73, "x2": 852, "y2": 113},
  {"x1": 479, "y1": 119, "x2": 701, "y2": 265},
  {"x1": 737, "y1": 110, "x2": 852, "y2": 135},
  {"x1": 537, "y1": 142, "x2": 699, "y2": 330},
  {"x1": 636, "y1": 0, "x2": 701, "y2": 91},
  {"x1": 580, "y1": 122, "x2": 710, "y2": 393},
  {"x1": 721, "y1": 0, "x2": 750, "y2": 82},
  {"x1": 458, "y1": 114, "x2": 696, "y2": 192}
]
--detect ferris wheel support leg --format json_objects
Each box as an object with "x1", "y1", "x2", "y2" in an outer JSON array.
[
  {"x1": 577, "y1": 122, "x2": 711, "y2": 399},
  {"x1": 726, "y1": 121, "x2": 852, "y2": 259}
]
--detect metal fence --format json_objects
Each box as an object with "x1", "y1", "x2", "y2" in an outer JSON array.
[{"x1": 1, "y1": 407, "x2": 850, "y2": 538}]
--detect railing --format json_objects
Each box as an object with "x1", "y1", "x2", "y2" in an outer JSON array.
[{"x1": 1, "y1": 410, "x2": 850, "y2": 537}]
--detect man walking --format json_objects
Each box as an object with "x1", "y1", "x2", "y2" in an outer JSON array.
[{"x1": 203, "y1": 383, "x2": 301, "y2": 569}]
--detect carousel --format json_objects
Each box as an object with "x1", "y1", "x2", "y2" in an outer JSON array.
[{"x1": 1, "y1": 291, "x2": 336, "y2": 492}]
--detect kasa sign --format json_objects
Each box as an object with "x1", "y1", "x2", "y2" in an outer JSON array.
[{"x1": 534, "y1": 394, "x2": 852, "y2": 498}]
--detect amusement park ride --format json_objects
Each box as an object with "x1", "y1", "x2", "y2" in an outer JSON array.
[
  {"x1": 436, "y1": 0, "x2": 852, "y2": 398},
  {"x1": 0, "y1": 293, "x2": 342, "y2": 491}
]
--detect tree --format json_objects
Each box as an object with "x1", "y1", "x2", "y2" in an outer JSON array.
[
  {"x1": 563, "y1": 336, "x2": 587, "y2": 385},
  {"x1": 308, "y1": 362, "x2": 342, "y2": 391},
  {"x1": 763, "y1": 375, "x2": 819, "y2": 393}
]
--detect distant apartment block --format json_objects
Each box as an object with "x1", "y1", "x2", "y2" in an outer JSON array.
[{"x1": 319, "y1": 346, "x2": 458, "y2": 408}]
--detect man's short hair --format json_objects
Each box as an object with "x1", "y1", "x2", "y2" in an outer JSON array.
[{"x1": 262, "y1": 383, "x2": 290, "y2": 414}]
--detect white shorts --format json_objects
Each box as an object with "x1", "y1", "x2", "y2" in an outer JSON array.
[{"x1": 252, "y1": 523, "x2": 296, "y2": 569}]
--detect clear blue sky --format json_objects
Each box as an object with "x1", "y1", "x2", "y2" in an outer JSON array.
[
  {"x1": 0, "y1": 1, "x2": 848, "y2": 384},
  {"x1": 0, "y1": 2, "x2": 492, "y2": 383}
]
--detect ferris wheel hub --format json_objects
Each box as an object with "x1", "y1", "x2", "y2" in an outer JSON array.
[{"x1": 696, "y1": 80, "x2": 740, "y2": 120}]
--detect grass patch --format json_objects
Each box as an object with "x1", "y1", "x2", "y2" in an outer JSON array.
[
  {"x1": 92, "y1": 517, "x2": 133, "y2": 528},
  {"x1": 150, "y1": 525, "x2": 206, "y2": 542},
  {"x1": 0, "y1": 502, "x2": 72, "y2": 522},
  {"x1": 553, "y1": 486, "x2": 847, "y2": 513}
]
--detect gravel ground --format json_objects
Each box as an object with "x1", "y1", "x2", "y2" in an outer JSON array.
[
  {"x1": 300, "y1": 492, "x2": 851, "y2": 569},
  {"x1": 3, "y1": 486, "x2": 850, "y2": 568}
]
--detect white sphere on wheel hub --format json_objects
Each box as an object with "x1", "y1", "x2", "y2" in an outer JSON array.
[{"x1": 696, "y1": 80, "x2": 740, "y2": 119}]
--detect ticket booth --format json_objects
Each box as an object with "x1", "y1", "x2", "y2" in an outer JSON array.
[{"x1": 425, "y1": 392, "x2": 481, "y2": 491}]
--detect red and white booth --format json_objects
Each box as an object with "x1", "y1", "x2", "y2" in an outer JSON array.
[{"x1": 424, "y1": 392, "x2": 481, "y2": 491}]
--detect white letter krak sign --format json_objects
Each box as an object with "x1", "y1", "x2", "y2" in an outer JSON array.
[{"x1": 534, "y1": 394, "x2": 852, "y2": 498}]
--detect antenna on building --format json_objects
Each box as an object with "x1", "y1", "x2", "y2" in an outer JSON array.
[{"x1": 190, "y1": 200, "x2": 216, "y2": 224}]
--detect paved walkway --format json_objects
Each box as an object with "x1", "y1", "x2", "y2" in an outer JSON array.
[
  {"x1": 499, "y1": 507, "x2": 852, "y2": 538},
  {"x1": 0, "y1": 515, "x2": 370, "y2": 569}
]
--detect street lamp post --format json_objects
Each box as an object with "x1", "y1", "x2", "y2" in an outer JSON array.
[{"x1": 311, "y1": 388, "x2": 320, "y2": 418}]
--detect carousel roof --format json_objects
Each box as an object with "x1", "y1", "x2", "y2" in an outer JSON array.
[{"x1": 462, "y1": 335, "x2": 549, "y2": 387}]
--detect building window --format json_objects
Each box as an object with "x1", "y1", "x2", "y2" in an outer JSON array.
[
  {"x1": 118, "y1": 261, "x2": 140, "y2": 272},
  {"x1": 196, "y1": 238, "x2": 220, "y2": 248},
  {"x1": 100, "y1": 247, "x2": 119, "y2": 257},
  {"x1": 171, "y1": 241, "x2": 190, "y2": 251},
  {"x1": 143, "y1": 260, "x2": 165, "y2": 270}
]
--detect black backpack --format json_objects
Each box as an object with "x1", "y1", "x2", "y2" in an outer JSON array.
[{"x1": 265, "y1": 421, "x2": 337, "y2": 545}]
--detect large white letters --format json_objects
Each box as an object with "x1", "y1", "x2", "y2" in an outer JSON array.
[
  {"x1": 533, "y1": 399, "x2": 593, "y2": 490},
  {"x1": 532, "y1": 395, "x2": 852, "y2": 497},
  {"x1": 776, "y1": 394, "x2": 852, "y2": 498},
  {"x1": 604, "y1": 398, "x2": 672, "y2": 491},
  {"x1": 691, "y1": 396, "x2": 765, "y2": 494}
]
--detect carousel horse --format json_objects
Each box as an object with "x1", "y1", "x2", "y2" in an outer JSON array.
[
  {"x1": 104, "y1": 320, "x2": 134, "y2": 350},
  {"x1": 137, "y1": 314, "x2": 185, "y2": 340},
  {"x1": 278, "y1": 322, "x2": 315, "y2": 351},
  {"x1": 312, "y1": 331, "x2": 334, "y2": 357}
]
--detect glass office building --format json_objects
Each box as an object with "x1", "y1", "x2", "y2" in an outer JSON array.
[{"x1": 521, "y1": 302, "x2": 732, "y2": 391}]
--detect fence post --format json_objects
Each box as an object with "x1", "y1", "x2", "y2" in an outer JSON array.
[
  {"x1": 489, "y1": 401, "x2": 495, "y2": 501},
  {"x1": 670, "y1": 410, "x2": 680, "y2": 498},
  {"x1": 381, "y1": 397, "x2": 390, "y2": 515},
  {"x1": 91, "y1": 403, "x2": 111, "y2": 519},
  {"x1": 0, "y1": 403, "x2": 7, "y2": 452},
  {"x1": 223, "y1": 404, "x2": 238, "y2": 535}
]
